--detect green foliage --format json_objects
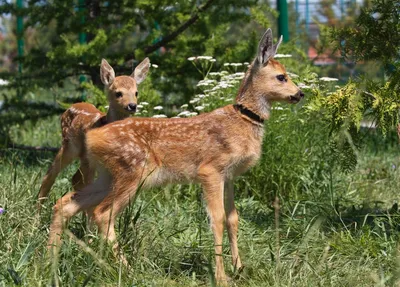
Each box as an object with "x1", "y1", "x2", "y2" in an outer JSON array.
[
  {"x1": 81, "y1": 81, "x2": 107, "y2": 111},
  {"x1": 47, "y1": 29, "x2": 109, "y2": 65},
  {"x1": 307, "y1": 78, "x2": 400, "y2": 137},
  {"x1": 331, "y1": 0, "x2": 400, "y2": 65},
  {"x1": 327, "y1": 0, "x2": 400, "y2": 136},
  {"x1": 366, "y1": 80, "x2": 400, "y2": 135},
  {"x1": 1, "y1": 143, "x2": 400, "y2": 286},
  {"x1": 0, "y1": 0, "x2": 277, "y2": 102}
]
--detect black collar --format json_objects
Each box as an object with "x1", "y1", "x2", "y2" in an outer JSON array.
[{"x1": 233, "y1": 104, "x2": 264, "y2": 124}]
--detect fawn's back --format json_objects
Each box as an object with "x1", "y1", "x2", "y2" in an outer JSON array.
[
  {"x1": 61, "y1": 103, "x2": 105, "y2": 152},
  {"x1": 86, "y1": 105, "x2": 264, "y2": 187}
]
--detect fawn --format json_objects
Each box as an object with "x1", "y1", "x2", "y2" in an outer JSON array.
[
  {"x1": 48, "y1": 29, "x2": 303, "y2": 284},
  {"x1": 38, "y1": 58, "x2": 150, "y2": 207}
]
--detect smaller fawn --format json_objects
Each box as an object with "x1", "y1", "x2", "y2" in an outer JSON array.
[
  {"x1": 38, "y1": 58, "x2": 150, "y2": 207},
  {"x1": 48, "y1": 29, "x2": 303, "y2": 284}
]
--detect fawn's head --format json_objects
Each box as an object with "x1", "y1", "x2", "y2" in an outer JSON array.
[
  {"x1": 236, "y1": 29, "x2": 303, "y2": 118},
  {"x1": 100, "y1": 58, "x2": 150, "y2": 115}
]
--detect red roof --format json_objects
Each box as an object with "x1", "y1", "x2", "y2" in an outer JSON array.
[{"x1": 308, "y1": 46, "x2": 337, "y2": 66}]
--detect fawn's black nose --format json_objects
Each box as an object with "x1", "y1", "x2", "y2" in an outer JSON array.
[
  {"x1": 127, "y1": 103, "x2": 137, "y2": 112},
  {"x1": 298, "y1": 90, "x2": 305, "y2": 98}
]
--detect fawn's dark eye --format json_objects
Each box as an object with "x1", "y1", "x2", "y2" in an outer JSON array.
[
  {"x1": 115, "y1": 92, "x2": 123, "y2": 98},
  {"x1": 135, "y1": 91, "x2": 138, "y2": 98},
  {"x1": 276, "y1": 74, "x2": 287, "y2": 82}
]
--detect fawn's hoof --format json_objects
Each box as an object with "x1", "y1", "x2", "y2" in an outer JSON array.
[{"x1": 233, "y1": 265, "x2": 245, "y2": 280}]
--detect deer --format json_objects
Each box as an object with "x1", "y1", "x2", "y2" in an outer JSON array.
[
  {"x1": 38, "y1": 57, "x2": 150, "y2": 208},
  {"x1": 47, "y1": 29, "x2": 304, "y2": 284}
]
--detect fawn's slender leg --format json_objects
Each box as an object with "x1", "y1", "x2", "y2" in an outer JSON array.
[
  {"x1": 48, "y1": 173, "x2": 111, "y2": 255},
  {"x1": 198, "y1": 165, "x2": 227, "y2": 284},
  {"x1": 72, "y1": 157, "x2": 97, "y2": 226},
  {"x1": 71, "y1": 157, "x2": 95, "y2": 191},
  {"x1": 38, "y1": 144, "x2": 77, "y2": 207},
  {"x1": 92, "y1": 176, "x2": 140, "y2": 263},
  {"x1": 224, "y1": 180, "x2": 243, "y2": 271}
]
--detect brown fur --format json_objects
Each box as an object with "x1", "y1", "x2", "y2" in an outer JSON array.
[
  {"x1": 48, "y1": 30, "x2": 303, "y2": 284},
  {"x1": 38, "y1": 58, "x2": 149, "y2": 207}
]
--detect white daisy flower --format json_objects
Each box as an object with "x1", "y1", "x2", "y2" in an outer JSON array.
[
  {"x1": 153, "y1": 114, "x2": 167, "y2": 118},
  {"x1": 209, "y1": 72, "x2": 222, "y2": 76},
  {"x1": 274, "y1": 54, "x2": 292, "y2": 58},
  {"x1": 197, "y1": 56, "x2": 213, "y2": 60},
  {"x1": 178, "y1": 111, "x2": 191, "y2": 117},
  {"x1": 287, "y1": 72, "x2": 299, "y2": 78},
  {"x1": 197, "y1": 82, "x2": 211, "y2": 87},
  {"x1": 197, "y1": 79, "x2": 215, "y2": 87},
  {"x1": 153, "y1": 106, "x2": 163, "y2": 110},
  {"x1": 320, "y1": 77, "x2": 339, "y2": 82},
  {"x1": 298, "y1": 83, "x2": 312, "y2": 89}
]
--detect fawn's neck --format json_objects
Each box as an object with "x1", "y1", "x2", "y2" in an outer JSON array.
[
  {"x1": 234, "y1": 65, "x2": 271, "y2": 122},
  {"x1": 106, "y1": 105, "x2": 130, "y2": 123},
  {"x1": 235, "y1": 87, "x2": 271, "y2": 122}
]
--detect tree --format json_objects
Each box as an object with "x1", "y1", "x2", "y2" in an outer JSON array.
[
  {"x1": 0, "y1": 0, "x2": 277, "y2": 102},
  {"x1": 326, "y1": 0, "x2": 400, "y2": 135}
]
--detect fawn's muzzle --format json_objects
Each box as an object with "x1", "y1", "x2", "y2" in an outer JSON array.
[
  {"x1": 127, "y1": 103, "x2": 137, "y2": 112},
  {"x1": 289, "y1": 90, "x2": 304, "y2": 103}
]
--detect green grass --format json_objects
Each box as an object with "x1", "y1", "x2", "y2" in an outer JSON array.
[
  {"x1": 2, "y1": 95, "x2": 400, "y2": 286},
  {"x1": 2, "y1": 127, "x2": 400, "y2": 286}
]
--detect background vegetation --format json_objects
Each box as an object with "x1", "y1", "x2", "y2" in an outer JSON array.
[{"x1": 1, "y1": 0, "x2": 400, "y2": 286}]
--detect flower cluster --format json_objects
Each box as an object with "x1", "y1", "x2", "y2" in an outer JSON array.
[
  {"x1": 274, "y1": 54, "x2": 292, "y2": 58},
  {"x1": 187, "y1": 56, "x2": 216, "y2": 62},
  {"x1": 319, "y1": 77, "x2": 339, "y2": 82},
  {"x1": 172, "y1": 58, "x2": 250, "y2": 115}
]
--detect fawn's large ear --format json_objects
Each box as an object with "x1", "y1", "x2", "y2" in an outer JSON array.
[
  {"x1": 256, "y1": 28, "x2": 277, "y2": 65},
  {"x1": 100, "y1": 59, "x2": 115, "y2": 85},
  {"x1": 131, "y1": 57, "x2": 150, "y2": 84},
  {"x1": 273, "y1": 35, "x2": 283, "y2": 55}
]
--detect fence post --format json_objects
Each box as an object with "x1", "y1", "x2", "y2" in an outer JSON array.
[
  {"x1": 277, "y1": 0, "x2": 289, "y2": 42},
  {"x1": 16, "y1": 0, "x2": 24, "y2": 98},
  {"x1": 78, "y1": 0, "x2": 87, "y2": 101}
]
